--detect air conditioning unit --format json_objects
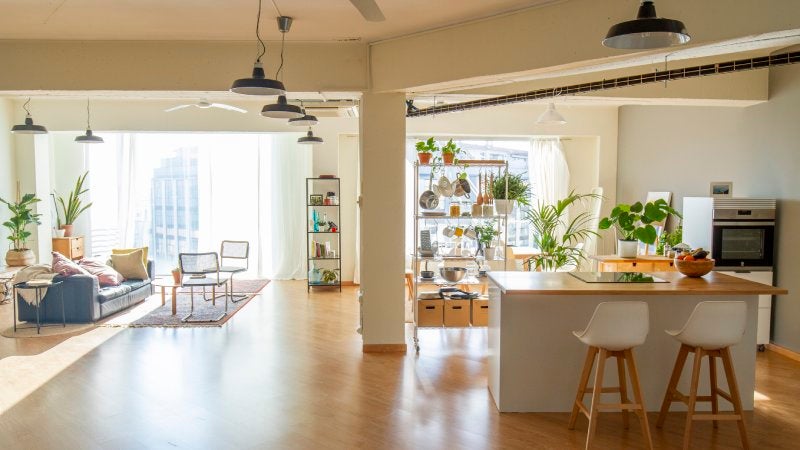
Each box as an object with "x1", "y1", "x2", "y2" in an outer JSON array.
[{"x1": 302, "y1": 101, "x2": 359, "y2": 118}]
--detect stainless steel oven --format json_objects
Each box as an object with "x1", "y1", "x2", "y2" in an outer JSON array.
[{"x1": 712, "y1": 199, "x2": 775, "y2": 269}]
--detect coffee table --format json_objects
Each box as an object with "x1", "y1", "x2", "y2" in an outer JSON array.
[{"x1": 152, "y1": 278, "x2": 181, "y2": 315}]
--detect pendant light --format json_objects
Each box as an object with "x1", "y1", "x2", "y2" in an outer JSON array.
[
  {"x1": 11, "y1": 98, "x2": 48, "y2": 134},
  {"x1": 261, "y1": 16, "x2": 303, "y2": 119},
  {"x1": 297, "y1": 128, "x2": 323, "y2": 145},
  {"x1": 288, "y1": 103, "x2": 319, "y2": 126},
  {"x1": 536, "y1": 103, "x2": 566, "y2": 125},
  {"x1": 230, "y1": 0, "x2": 286, "y2": 95},
  {"x1": 75, "y1": 98, "x2": 104, "y2": 144},
  {"x1": 603, "y1": 1, "x2": 690, "y2": 50}
]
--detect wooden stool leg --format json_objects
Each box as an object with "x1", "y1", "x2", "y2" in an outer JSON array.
[
  {"x1": 657, "y1": 344, "x2": 690, "y2": 428},
  {"x1": 569, "y1": 346, "x2": 598, "y2": 430},
  {"x1": 405, "y1": 273, "x2": 413, "y2": 299},
  {"x1": 586, "y1": 348, "x2": 607, "y2": 450},
  {"x1": 722, "y1": 347, "x2": 750, "y2": 450},
  {"x1": 624, "y1": 349, "x2": 653, "y2": 450},
  {"x1": 682, "y1": 348, "x2": 704, "y2": 450},
  {"x1": 616, "y1": 353, "x2": 630, "y2": 430},
  {"x1": 709, "y1": 353, "x2": 719, "y2": 429}
]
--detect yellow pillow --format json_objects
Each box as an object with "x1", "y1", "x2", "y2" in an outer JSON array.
[
  {"x1": 110, "y1": 249, "x2": 149, "y2": 280},
  {"x1": 112, "y1": 247, "x2": 148, "y2": 268}
]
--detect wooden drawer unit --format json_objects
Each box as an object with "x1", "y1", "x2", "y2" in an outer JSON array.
[
  {"x1": 417, "y1": 300, "x2": 444, "y2": 327},
  {"x1": 471, "y1": 299, "x2": 489, "y2": 327},
  {"x1": 594, "y1": 256, "x2": 676, "y2": 273},
  {"x1": 443, "y1": 299, "x2": 471, "y2": 327},
  {"x1": 52, "y1": 236, "x2": 84, "y2": 261}
]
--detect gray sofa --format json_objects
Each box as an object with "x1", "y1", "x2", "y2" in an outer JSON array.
[{"x1": 16, "y1": 260, "x2": 154, "y2": 323}]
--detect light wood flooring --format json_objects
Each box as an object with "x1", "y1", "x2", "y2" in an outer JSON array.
[{"x1": 1, "y1": 280, "x2": 799, "y2": 449}]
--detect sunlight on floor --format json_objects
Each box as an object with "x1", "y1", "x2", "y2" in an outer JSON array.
[{"x1": 754, "y1": 390, "x2": 771, "y2": 401}]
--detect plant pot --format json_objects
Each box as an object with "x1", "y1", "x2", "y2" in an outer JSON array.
[
  {"x1": 617, "y1": 239, "x2": 639, "y2": 258},
  {"x1": 60, "y1": 224, "x2": 74, "y2": 237},
  {"x1": 494, "y1": 199, "x2": 515, "y2": 215},
  {"x1": 442, "y1": 153, "x2": 455, "y2": 165},
  {"x1": 54, "y1": 228, "x2": 66, "y2": 238},
  {"x1": 5, "y1": 249, "x2": 36, "y2": 267},
  {"x1": 484, "y1": 247, "x2": 497, "y2": 260},
  {"x1": 417, "y1": 153, "x2": 432, "y2": 164},
  {"x1": 172, "y1": 270, "x2": 182, "y2": 284}
]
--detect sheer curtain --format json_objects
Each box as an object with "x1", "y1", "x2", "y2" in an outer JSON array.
[{"x1": 529, "y1": 138, "x2": 570, "y2": 207}]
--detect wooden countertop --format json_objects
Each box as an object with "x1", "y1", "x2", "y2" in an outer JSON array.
[
  {"x1": 590, "y1": 255, "x2": 673, "y2": 262},
  {"x1": 487, "y1": 271, "x2": 788, "y2": 296}
]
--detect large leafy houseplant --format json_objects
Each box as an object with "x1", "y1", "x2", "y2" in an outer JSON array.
[
  {"x1": 54, "y1": 171, "x2": 92, "y2": 236},
  {"x1": 491, "y1": 172, "x2": 531, "y2": 214},
  {"x1": 525, "y1": 191, "x2": 601, "y2": 272},
  {"x1": 598, "y1": 199, "x2": 681, "y2": 257},
  {"x1": 1, "y1": 191, "x2": 42, "y2": 266}
]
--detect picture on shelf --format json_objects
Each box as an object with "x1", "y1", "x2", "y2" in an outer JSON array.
[
  {"x1": 710, "y1": 181, "x2": 733, "y2": 198},
  {"x1": 309, "y1": 194, "x2": 323, "y2": 205}
]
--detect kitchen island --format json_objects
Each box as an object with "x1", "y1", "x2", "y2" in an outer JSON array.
[{"x1": 487, "y1": 271, "x2": 787, "y2": 412}]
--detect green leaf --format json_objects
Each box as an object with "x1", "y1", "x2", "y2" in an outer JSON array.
[{"x1": 630, "y1": 202, "x2": 643, "y2": 213}]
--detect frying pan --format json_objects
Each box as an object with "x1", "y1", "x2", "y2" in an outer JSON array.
[{"x1": 419, "y1": 168, "x2": 439, "y2": 210}]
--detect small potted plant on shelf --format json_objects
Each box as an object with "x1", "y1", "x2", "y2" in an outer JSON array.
[
  {"x1": 322, "y1": 269, "x2": 339, "y2": 284},
  {"x1": 525, "y1": 191, "x2": 601, "y2": 272},
  {"x1": 415, "y1": 137, "x2": 439, "y2": 165},
  {"x1": 491, "y1": 172, "x2": 531, "y2": 214},
  {"x1": 474, "y1": 221, "x2": 500, "y2": 260},
  {"x1": 171, "y1": 266, "x2": 182, "y2": 284},
  {"x1": 440, "y1": 139, "x2": 462, "y2": 165},
  {"x1": 598, "y1": 199, "x2": 681, "y2": 258},
  {"x1": 53, "y1": 171, "x2": 92, "y2": 237},
  {"x1": 1, "y1": 189, "x2": 42, "y2": 267}
]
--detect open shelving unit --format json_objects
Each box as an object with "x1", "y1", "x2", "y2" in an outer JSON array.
[{"x1": 306, "y1": 177, "x2": 342, "y2": 292}]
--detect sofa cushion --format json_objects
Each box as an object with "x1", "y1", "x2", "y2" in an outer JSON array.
[
  {"x1": 52, "y1": 251, "x2": 92, "y2": 277},
  {"x1": 79, "y1": 259, "x2": 124, "y2": 287},
  {"x1": 112, "y1": 247, "x2": 149, "y2": 269},
  {"x1": 111, "y1": 249, "x2": 149, "y2": 280},
  {"x1": 97, "y1": 284, "x2": 132, "y2": 303},
  {"x1": 122, "y1": 278, "x2": 150, "y2": 291}
]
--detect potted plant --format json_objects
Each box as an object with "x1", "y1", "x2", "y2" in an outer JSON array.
[
  {"x1": 322, "y1": 269, "x2": 339, "y2": 284},
  {"x1": 415, "y1": 137, "x2": 438, "y2": 165},
  {"x1": 525, "y1": 191, "x2": 601, "y2": 271},
  {"x1": 1, "y1": 191, "x2": 42, "y2": 267},
  {"x1": 171, "y1": 267, "x2": 182, "y2": 284},
  {"x1": 491, "y1": 172, "x2": 531, "y2": 214},
  {"x1": 54, "y1": 171, "x2": 92, "y2": 237},
  {"x1": 598, "y1": 199, "x2": 681, "y2": 258},
  {"x1": 440, "y1": 139, "x2": 462, "y2": 165},
  {"x1": 656, "y1": 224, "x2": 683, "y2": 256},
  {"x1": 474, "y1": 221, "x2": 500, "y2": 259}
]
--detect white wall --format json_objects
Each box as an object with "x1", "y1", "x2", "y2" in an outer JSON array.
[
  {"x1": 0, "y1": 99, "x2": 16, "y2": 255},
  {"x1": 617, "y1": 63, "x2": 800, "y2": 352}
]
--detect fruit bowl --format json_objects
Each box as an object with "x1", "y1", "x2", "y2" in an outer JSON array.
[{"x1": 674, "y1": 258, "x2": 715, "y2": 277}]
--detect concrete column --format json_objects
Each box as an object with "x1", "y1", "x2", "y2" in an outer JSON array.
[
  {"x1": 13, "y1": 132, "x2": 53, "y2": 263},
  {"x1": 359, "y1": 93, "x2": 406, "y2": 351}
]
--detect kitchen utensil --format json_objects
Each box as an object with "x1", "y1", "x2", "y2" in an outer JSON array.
[
  {"x1": 419, "y1": 169, "x2": 439, "y2": 210},
  {"x1": 456, "y1": 178, "x2": 471, "y2": 198},
  {"x1": 452, "y1": 179, "x2": 465, "y2": 197},
  {"x1": 418, "y1": 291, "x2": 441, "y2": 299},
  {"x1": 482, "y1": 204, "x2": 494, "y2": 217},
  {"x1": 471, "y1": 203, "x2": 482, "y2": 217},
  {"x1": 420, "y1": 260, "x2": 435, "y2": 279},
  {"x1": 477, "y1": 172, "x2": 484, "y2": 206},
  {"x1": 674, "y1": 258, "x2": 715, "y2": 277},
  {"x1": 442, "y1": 226, "x2": 456, "y2": 237},
  {"x1": 438, "y1": 174, "x2": 454, "y2": 197},
  {"x1": 464, "y1": 227, "x2": 477, "y2": 239},
  {"x1": 439, "y1": 267, "x2": 467, "y2": 283},
  {"x1": 489, "y1": 173, "x2": 494, "y2": 204}
]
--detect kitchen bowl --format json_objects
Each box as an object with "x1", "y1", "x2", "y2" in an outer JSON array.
[
  {"x1": 420, "y1": 270, "x2": 435, "y2": 279},
  {"x1": 439, "y1": 267, "x2": 467, "y2": 283},
  {"x1": 674, "y1": 258, "x2": 715, "y2": 277}
]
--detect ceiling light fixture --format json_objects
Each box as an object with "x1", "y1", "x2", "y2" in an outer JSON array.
[
  {"x1": 288, "y1": 103, "x2": 319, "y2": 126},
  {"x1": 230, "y1": 0, "x2": 286, "y2": 95},
  {"x1": 603, "y1": 1, "x2": 690, "y2": 50},
  {"x1": 75, "y1": 98, "x2": 104, "y2": 144},
  {"x1": 11, "y1": 98, "x2": 48, "y2": 134},
  {"x1": 536, "y1": 103, "x2": 566, "y2": 125},
  {"x1": 261, "y1": 16, "x2": 303, "y2": 119},
  {"x1": 297, "y1": 128, "x2": 323, "y2": 145}
]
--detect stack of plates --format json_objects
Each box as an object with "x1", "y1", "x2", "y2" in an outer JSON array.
[{"x1": 421, "y1": 211, "x2": 446, "y2": 217}]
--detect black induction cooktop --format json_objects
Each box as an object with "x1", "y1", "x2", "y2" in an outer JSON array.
[{"x1": 569, "y1": 272, "x2": 669, "y2": 283}]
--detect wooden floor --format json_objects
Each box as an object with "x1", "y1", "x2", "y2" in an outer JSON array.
[{"x1": 1, "y1": 280, "x2": 799, "y2": 449}]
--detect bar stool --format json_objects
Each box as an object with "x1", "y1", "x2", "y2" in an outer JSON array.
[
  {"x1": 568, "y1": 302, "x2": 653, "y2": 450},
  {"x1": 656, "y1": 301, "x2": 749, "y2": 450}
]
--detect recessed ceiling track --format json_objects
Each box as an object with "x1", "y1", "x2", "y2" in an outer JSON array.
[{"x1": 407, "y1": 51, "x2": 800, "y2": 118}]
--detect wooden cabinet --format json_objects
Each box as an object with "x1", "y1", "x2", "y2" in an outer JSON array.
[
  {"x1": 592, "y1": 255, "x2": 676, "y2": 272},
  {"x1": 52, "y1": 236, "x2": 84, "y2": 261}
]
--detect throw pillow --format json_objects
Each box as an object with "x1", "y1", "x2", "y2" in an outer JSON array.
[
  {"x1": 51, "y1": 251, "x2": 92, "y2": 277},
  {"x1": 110, "y1": 249, "x2": 149, "y2": 280},
  {"x1": 111, "y1": 247, "x2": 149, "y2": 268},
  {"x1": 78, "y1": 259, "x2": 124, "y2": 287}
]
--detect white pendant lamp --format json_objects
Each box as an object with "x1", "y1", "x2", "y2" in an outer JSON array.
[
  {"x1": 75, "y1": 98, "x2": 104, "y2": 144},
  {"x1": 298, "y1": 128, "x2": 323, "y2": 145},
  {"x1": 11, "y1": 98, "x2": 48, "y2": 134},
  {"x1": 261, "y1": 16, "x2": 303, "y2": 119},
  {"x1": 536, "y1": 103, "x2": 566, "y2": 125},
  {"x1": 603, "y1": 1, "x2": 690, "y2": 50},
  {"x1": 230, "y1": 0, "x2": 286, "y2": 95}
]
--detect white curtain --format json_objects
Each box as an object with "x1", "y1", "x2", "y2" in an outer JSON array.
[{"x1": 529, "y1": 138, "x2": 570, "y2": 207}]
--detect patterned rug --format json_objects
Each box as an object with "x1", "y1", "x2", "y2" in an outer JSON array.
[{"x1": 100, "y1": 279, "x2": 270, "y2": 328}]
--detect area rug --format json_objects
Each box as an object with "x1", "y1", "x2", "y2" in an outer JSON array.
[
  {"x1": 1, "y1": 322, "x2": 96, "y2": 339},
  {"x1": 100, "y1": 279, "x2": 270, "y2": 328}
]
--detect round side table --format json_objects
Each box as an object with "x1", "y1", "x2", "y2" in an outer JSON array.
[{"x1": 13, "y1": 280, "x2": 65, "y2": 334}]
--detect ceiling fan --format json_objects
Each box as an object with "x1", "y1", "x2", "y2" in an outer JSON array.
[
  {"x1": 349, "y1": 0, "x2": 385, "y2": 22},
  {"x1": 164, "y1": 99, "x2": 247, "y2": 113}
]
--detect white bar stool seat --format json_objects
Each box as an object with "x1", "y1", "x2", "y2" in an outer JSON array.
[
  {"x1": 656, "y1": 301, "x2": 749, "y2": 450},
  {"x1": 568, "y1": 301, "x2": 653, "y2": 449}
]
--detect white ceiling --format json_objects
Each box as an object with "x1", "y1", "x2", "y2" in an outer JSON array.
[{"x1": 0, "y1": 0, "x2": 557, "y2": 42}]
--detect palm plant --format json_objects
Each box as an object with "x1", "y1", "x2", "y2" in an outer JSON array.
[
  {"x1": 54, "y1": 171, "x2": 92, "y2": 227},
  {"x1": 525, "y1": 191, "x2": 602, "y2": 272}
]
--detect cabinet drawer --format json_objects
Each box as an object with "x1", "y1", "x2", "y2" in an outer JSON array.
[
  {"x1": 652, "y1": 260, "x2": 676, "y2": 272},
  {"x1": 443, "y1": 299, "x2": 471, "y2": 327},
  {"x1": 471, "y1": 299, "x2": 489, "y2": 327},
  {"x1": 417, "y1": 300, "x2": 443, "y2": 327},
  {"x1": 616, "y1": 262, "x2": 654, "y2": 272},
  {"x1": 71, "y1": 237, "x2": 84, "y2": 257}
]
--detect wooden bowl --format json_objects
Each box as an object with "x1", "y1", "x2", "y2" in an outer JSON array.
[{"x1": 674, "y1": 258, "x2": 715, "y2": 277}]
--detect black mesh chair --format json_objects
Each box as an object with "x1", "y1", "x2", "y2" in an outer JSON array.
[
  {"x1": 178, "y1": 252, "x2": 229, "y2": 322},
  {"x1": 219, "y1": 240, "x2": 249, "y2": 303}
]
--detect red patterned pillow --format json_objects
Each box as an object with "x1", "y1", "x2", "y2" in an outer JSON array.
[
  {"x1": 78, "y1": 259, "x2": 125, "y2": 287},
  {"x1": 52, "y1": 251, "x2": 91, "y2": 277}
]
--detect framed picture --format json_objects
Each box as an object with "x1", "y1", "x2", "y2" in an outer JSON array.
[
  {"x1": 309, "y1": 194, "x2": 323, "y2": 205},
  {"x1": 710, "y1": 182, "x2": 733, "y2": 198}
]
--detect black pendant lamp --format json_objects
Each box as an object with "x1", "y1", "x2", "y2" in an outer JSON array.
[
  {"x1": 75, "y1": 98, "x2": 104, "y2": 144},
  {"x1": 297, "y1": 128, "x2": 323, "y2": 145},
  {"x1": 261, "y1": 16, "x2": 303, "y2": 119},
  {"x1": 11, "y1": 98, "x2": 48, "y2": 134},
  {"x1": 288, "y1": 104, "x2": 319, "y2": 126},
  {"x1": 230, "y1": 0, "x2": 286, "y2": 95},
  {"x1": 603, "y1": 1, "x2": 690, "y2": 50}
]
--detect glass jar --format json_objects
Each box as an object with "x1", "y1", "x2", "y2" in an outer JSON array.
[{"x1": 449, "y1": 202, "x2": 461, "y2": 217}]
